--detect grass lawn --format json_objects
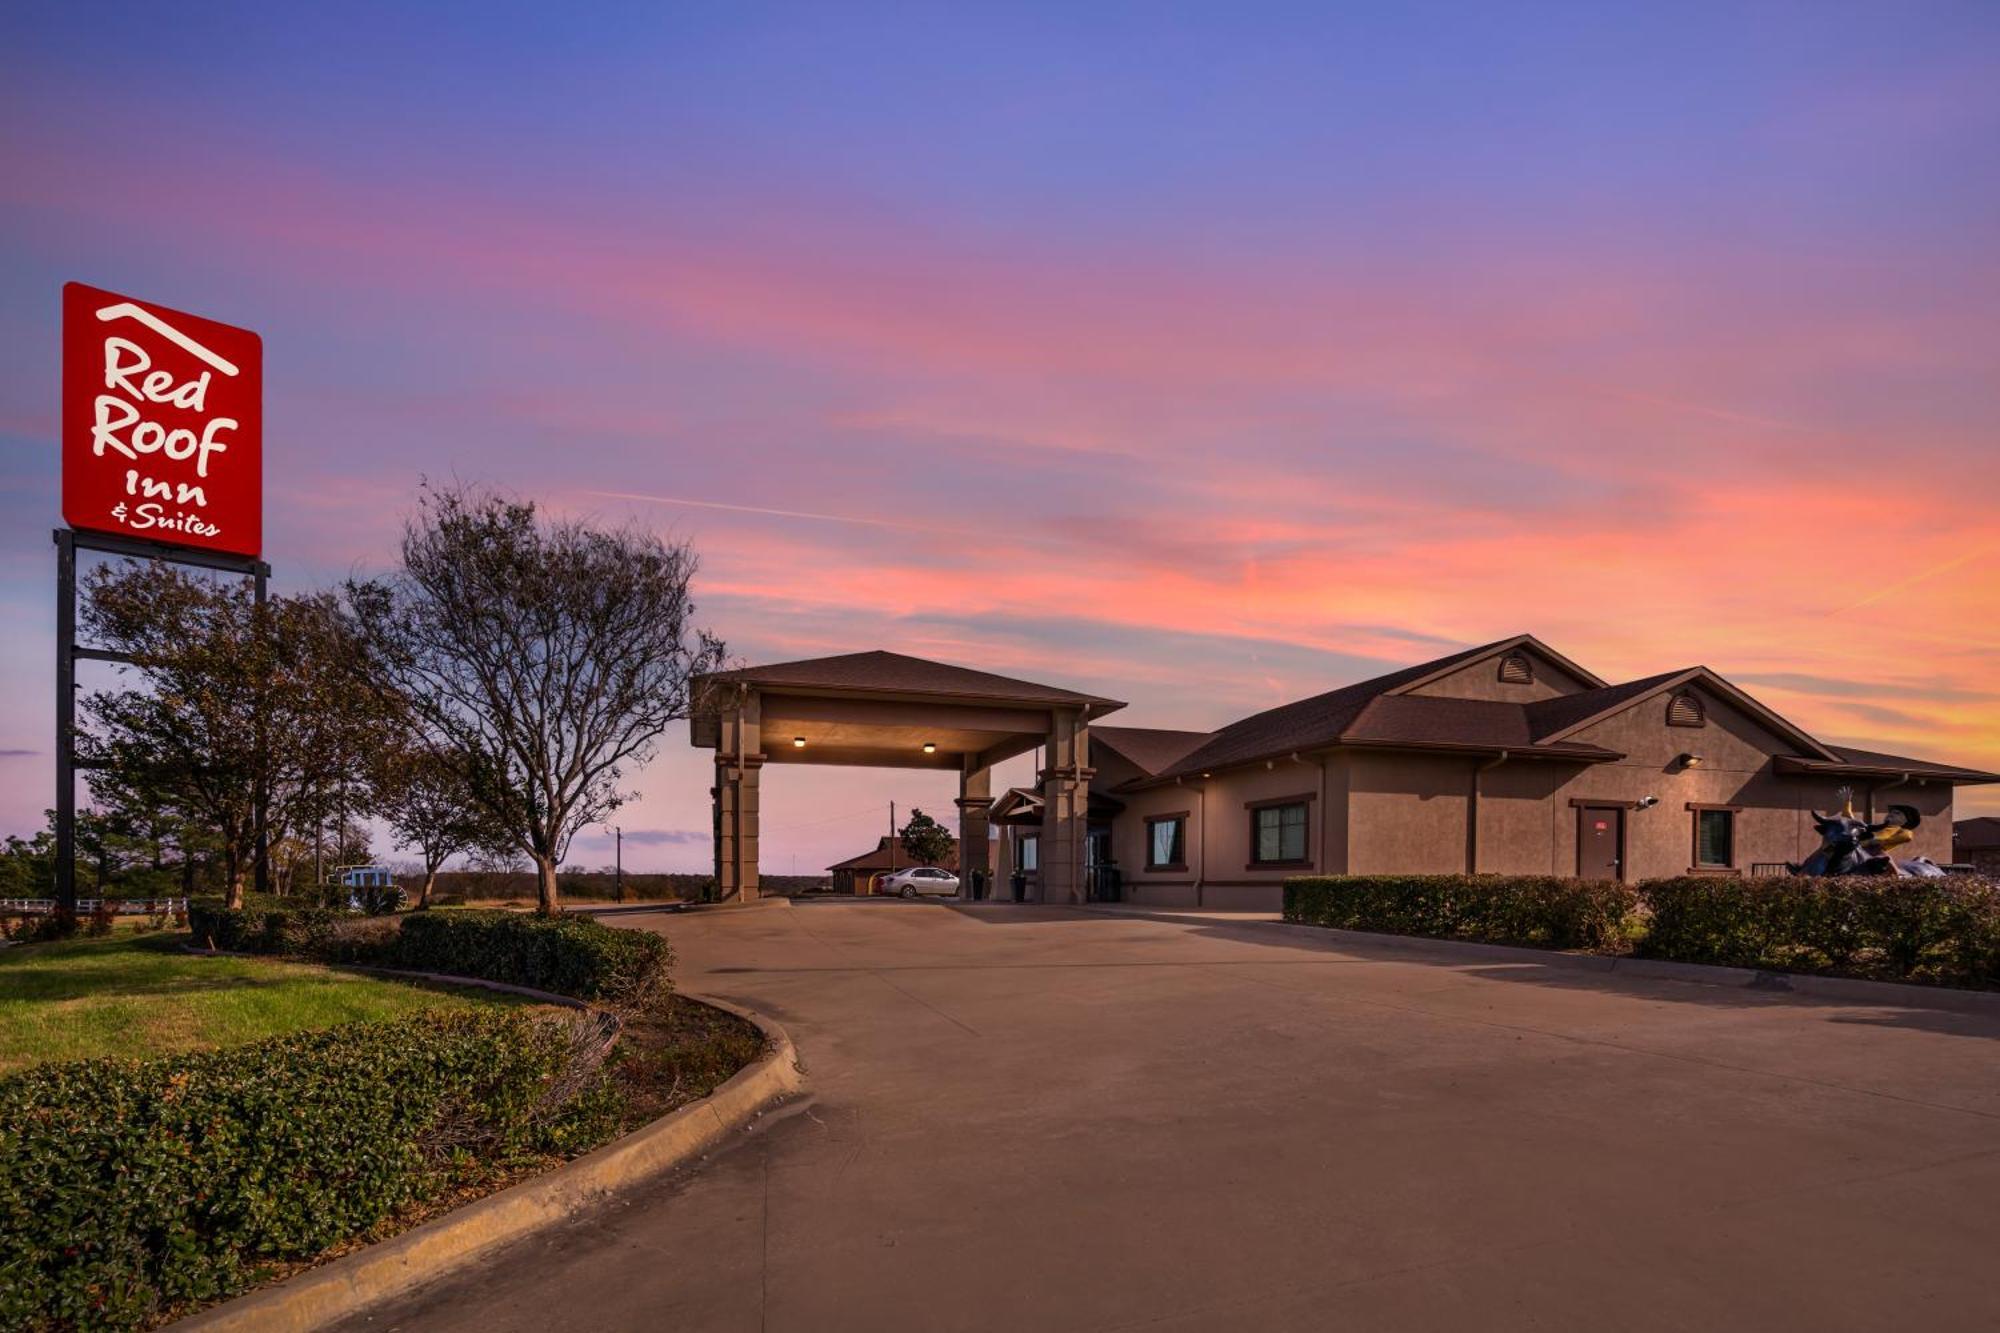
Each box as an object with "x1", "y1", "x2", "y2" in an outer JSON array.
[{"x1": 0, "y1": 929, "x2": 515, "y2": 1075}]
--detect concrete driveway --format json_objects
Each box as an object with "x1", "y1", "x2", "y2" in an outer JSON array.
[{"x1": 346, "y1": 901, "x2": 2000, "y2": 1332}]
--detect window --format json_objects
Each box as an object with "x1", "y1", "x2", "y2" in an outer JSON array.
[
  {"x1": 1694, "y1": 808, "x2": 1734, "y2": 868},
  {"x1": 1019, "y1": 835, "x2": 1039, "y2": 872},
  {"x1": 1498, "y1": 652, "x2": 1534, "y2": 685},
  {"x1": 1146, "y1": 814, "x2": 1187, "y2": 869},
  {"x1": 1251, "y1": 800, "x2": 1309, "y2": 865},
  {"x1": 1667, "y1": 692, "x2": 1706, "y2": 728}
]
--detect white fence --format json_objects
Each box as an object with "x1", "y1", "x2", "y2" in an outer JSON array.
[{"x1": 0, "y1": 898, "x2": 188, "y2": 916}]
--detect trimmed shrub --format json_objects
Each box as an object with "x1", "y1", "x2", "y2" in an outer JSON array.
[
  {"x1": 0, "y1": 1008, "x2": 620, "y2": 1332},
  {"x1": 392, "y1": 911, "x2": 672, "y2": 1009},
  {"x1": 1283, "y1": 875, "x2": 1638, "y2": 952},
  {"x1": 186, "y1": 898, "x2": 358, "y2": 958},
  {"x1": 1638, "y1": 874, "x2": 2000, "y2": 987},
  {"x1": 185, "y1": 901, "x2": 673, "y2": 1008}
]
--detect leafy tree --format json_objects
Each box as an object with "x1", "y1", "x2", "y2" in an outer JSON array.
[
  {"x1": 346, "y1": 486, "x2": 724, "y2": 916},
  {"x1": 80, "y1": 562, "x2": 393, "y2": 908},
  {"x1": 372, "y1": 741, "x2": 508, "y2": 908},
  {"x1": 0, "y1": 830, "x2": 55, "y2": 898},
  {"x1": 899, "y1": 808, "x2": 954, "y2": 868}
]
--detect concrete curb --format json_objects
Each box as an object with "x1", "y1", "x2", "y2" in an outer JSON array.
[
  {"x1": 1075, "y1": 905, "x2": 2000, "y2": 1016},
  {"x1": 172, "y1": 993, "x2": 802, "y2": 1333}
]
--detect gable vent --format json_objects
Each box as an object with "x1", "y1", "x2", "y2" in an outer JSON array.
[
  {"x1": 1667, "y1": 692, "x2": 1706, "y2": 728},
  {"x1": 1497, "y1": 652, "x2": 1534, "y2": 685}
]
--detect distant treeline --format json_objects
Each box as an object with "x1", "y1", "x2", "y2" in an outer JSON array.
[{"x1": 411, "y1": 869, "x2": 825, "y2": 902}]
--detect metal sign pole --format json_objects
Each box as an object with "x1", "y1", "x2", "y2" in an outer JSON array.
[{"x1": 54, "y1": 529, "x2": 76, "y2": 915}]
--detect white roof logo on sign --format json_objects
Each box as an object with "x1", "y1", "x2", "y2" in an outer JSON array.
[{"x1": 93, "y1": 302, "x2": 242, "y2": 377}]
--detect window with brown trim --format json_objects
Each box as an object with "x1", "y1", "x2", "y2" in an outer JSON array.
[
  {"x1": 1250, "y1": 801, "x2": 1309, "y2": 866},
  {"x1": 1498, "y1": 652, "x2": 1534, "y2": 685},
  {"x1": 1667, "y1": 692, "x2": 1706, "y2": 728},
  {"x1": 1693, "y1": 808, "x2": 1734, "y2": 868},
  {"x1": 1145, "y1": 813, "x2": 1187, "y2": 870}
]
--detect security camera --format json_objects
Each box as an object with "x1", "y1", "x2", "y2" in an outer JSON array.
[{"x1": 1636, "y1": 796, "x2": 1660, "y2": 810}]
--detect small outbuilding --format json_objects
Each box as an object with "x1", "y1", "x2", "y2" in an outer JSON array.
[{"x1": 826, "y1": 837, "x2": 960, "y2": 895}]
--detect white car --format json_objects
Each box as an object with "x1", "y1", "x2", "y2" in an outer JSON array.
[{"x1": 878, "y1": 866, "x2": 961, "y2": 899}]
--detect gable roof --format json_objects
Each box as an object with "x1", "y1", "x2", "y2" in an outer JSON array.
[
  {"x1": 1521, "y1": 670, "x2": 1692, "y2": 742},
  {"x1": 826, "y1": 835, "x2": 959, "y2": 872},
  {"x1": 1381, "y1": 633, "x2": 1608, "y2": 696},
  {"x1": 701, "y1": 650, "x2": 1123, "y2": 712},
  {"x1": 1529, "y1": 667, "x2": 1840, "y2": 761},
  {"x1": 1150, "y1": 636, "x2": 1617, "y2": 782},
  {"x1": 1135, "y1": 635, "x2": 1992, "y2": 787},
  {"x1": 1089, "y1": 725, "x2": 1214, "y2": 777},
  {"x1": 1956, "y1": 816, "x2": 2000, "y2": 849}
]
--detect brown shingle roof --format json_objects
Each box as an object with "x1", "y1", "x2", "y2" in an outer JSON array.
[
  {"x1": 1956, "y1": 817, "x2": 2000, "y2": 849},
  {"x1": 826, "y1": 836, "x2": 959, "y2": 873},
  {"x1": 703, "y1": 650, "x2": 1123, "y2": 711},
  {"x1": 1522, "y1": 670, "x2": 1695, "y2": 742},
  {"x1": 1777, "y1": 747, "x2": 2000, "y2": 785},
  {"x1": 1153, "y1": 638, "x2": 1541, "y2": 780},
  {"x1": 1089, "y1": 725, "x2": 1214, "y2": 777}
]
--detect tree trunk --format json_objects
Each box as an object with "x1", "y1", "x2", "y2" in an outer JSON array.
[
  {"x1": 533, "y1": 854, "x2": 561, "y2": 916},
  {"x1": 225, "y1": 832, "x2": 250, "y2": 909},
  {"x1": 419, "y1": 867, "x2": 438, "y2": 910}
]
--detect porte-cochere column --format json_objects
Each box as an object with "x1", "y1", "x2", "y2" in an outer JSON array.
[
  {"x1": 1039, "y1": 708, "x2": 1092, "y2": 905},
  {"x1": 956, "y1": 758, "x2": 992, "y2": 897},
  {"x1": 710, "y1": 686, "x2": 762, "y2": 902}
]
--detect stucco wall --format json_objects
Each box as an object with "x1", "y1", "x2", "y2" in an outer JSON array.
[
  {"x1": 1346, "y1": 751, "x2": 1475, "y2": 873},
  {"x1": 1102, "y1": 681, "x2": 1962, "y2": 901},
  {"x1": 1113, "y1": 782, "x2": 1203, "y2": 907},
  {"x1": 1548, "y1": 685, "x2": 1955, "y2": 876},
  {"x1": 1111, "y1": 756, "x2": 1344, "y2": 911},
  {"x1": 1409, "y1": 648, "x2": 1596, "y2": 703}
]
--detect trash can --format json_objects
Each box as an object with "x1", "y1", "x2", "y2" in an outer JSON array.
[{"x1": 1010, "y1": 869, "x2": 1027, "y2": 902}]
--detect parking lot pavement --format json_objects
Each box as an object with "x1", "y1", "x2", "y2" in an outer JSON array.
[{"x1": 344, "y1": 900, "x2": 2000, "y2": 1333}]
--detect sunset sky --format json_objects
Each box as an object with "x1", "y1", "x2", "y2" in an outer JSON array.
[{"x1": 3, "y1": 2, "x2": 1997, "y2": 873}]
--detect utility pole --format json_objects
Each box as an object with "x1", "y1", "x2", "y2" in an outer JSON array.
[{"x1": 614, "y1": 825, "x2": 623, "y2": 903}]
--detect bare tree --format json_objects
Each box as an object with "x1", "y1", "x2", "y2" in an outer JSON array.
[
  {"x1": 372, "y1": 741, "x2": 507, "y2": 908},
  {"x1": 347, "y1": 486, "x2": 724, "y2": 915}
]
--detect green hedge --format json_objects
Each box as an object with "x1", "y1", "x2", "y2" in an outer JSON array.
[
  {"x1": 0, "y1": 1009, "x2": 619, "y2": 1332},
  {"x1": 1283, "y1": 875, "x2": 1637, "y2": 951},
  {"x1": 186, "y1": 902, "x2": 672, "y2": 1009},
  {"x1": 1639, "y1": 875, "x2": 2000, "y2": 987},
  {"x1": 1282, "y1": 873, "x2": 2000, "y2": 990},
  {"x1": 391, "y1": 911, "x2": 672, "y2": 1009},
  {"x1": 187, "y1": 899, "x2": 357, "y2": 957}
]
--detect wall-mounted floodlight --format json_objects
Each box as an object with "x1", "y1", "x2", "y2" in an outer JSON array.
[{"x1": 1676, "y1": 752, "x2": 1703, "y2": 770}]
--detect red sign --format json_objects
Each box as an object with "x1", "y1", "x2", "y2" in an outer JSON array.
[{"x1": 62, "y1": 282, "x2": 262, "y2": 558}]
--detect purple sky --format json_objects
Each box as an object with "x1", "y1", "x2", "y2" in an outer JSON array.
[{"x1": 4, "y1": 2, "x2": 1998, "y2": 873}]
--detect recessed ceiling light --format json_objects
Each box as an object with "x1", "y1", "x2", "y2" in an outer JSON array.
[
  {"x1": 922, "y1": 741, "x2": 937, "y2": 754},
  {"x1": 793, "y1": 736, "x2": 806, "y2": 748}
]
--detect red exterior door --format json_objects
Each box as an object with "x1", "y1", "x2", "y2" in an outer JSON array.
[{"x1": 1577, "y1": 807, "x2": 1624, "y2": 880}]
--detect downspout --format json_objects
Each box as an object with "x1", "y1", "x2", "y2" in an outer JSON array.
[
  {"x1": 1469, "y1": 751, "x2": 1510, "y2": 875},
  {"x1": 1290, "y1": 752, "x2": 1322, "y2": 872},
  {"x1": 1189, "y1": 776, "x2": 1207, "y2": 908},
  {"x1": 1867, "y1": 772, "x2": 1911, "y2": 822}
]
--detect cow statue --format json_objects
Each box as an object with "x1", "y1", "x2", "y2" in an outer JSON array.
[{"x1": 1789, "y1": 794, "x2": 1948, "y2": 878}]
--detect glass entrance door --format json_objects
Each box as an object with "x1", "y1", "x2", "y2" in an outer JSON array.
[{"x1": 1085, "y1": 828, "x2": 1120, "y2": 902}]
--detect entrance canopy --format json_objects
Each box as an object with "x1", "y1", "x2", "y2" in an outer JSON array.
[{"x1": 692, "y1": 651, "x2": 1124, "y2": 902}]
